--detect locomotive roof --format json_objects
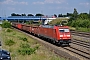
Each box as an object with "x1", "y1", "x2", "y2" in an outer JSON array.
[
  {"x1": 40, "y1": 25, "x2": 69, "y2": 29},
  {"x1": 41, "y1": 25, "x2": 54, "y2": 28}
]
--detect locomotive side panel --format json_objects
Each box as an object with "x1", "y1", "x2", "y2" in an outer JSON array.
[
  {"x1": 45, "y1": 28, "x2": 56, "y2": 40},
  {"x1": 38, "y1": 26, "x2": 57, "y2": 41}
]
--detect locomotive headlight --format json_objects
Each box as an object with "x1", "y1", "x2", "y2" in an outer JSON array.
[
  {"x1": 60, "y1": 35, "x2": 63, "y2": 37},
  {"x1": 67, "y1": 35, "x2": 70, "y2": 37}
]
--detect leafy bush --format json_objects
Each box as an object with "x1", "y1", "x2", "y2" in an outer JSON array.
[
  {"x1": 17, "y1": 43, "x2": 39, "y2": 55},
  {"x1": 1, "y1": 21, "x2": 11, "y2": 28},
  {"x1": 22, "y1": 37, "x2": 27, "y2": 41},
  {"x1": 5, "y1": 39, "x2": 15, "y2": 46},
  {"x1": 20, "y1": 43, "x2": 30, "y2": 48},
  {"x1": 18, "y1": 43, "x2": 39, "y2": 55},
  {"x1": 18, "y1": 37, "x2": 28, "y2": 42},
  {"x1": 18, "y1": 48, "x2": 36, "y2": 55},
  {"x1": 6, "y1": 28, "x2": 13, "y2": 32}
]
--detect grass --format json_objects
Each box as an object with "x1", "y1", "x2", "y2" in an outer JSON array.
[
  {"x1": 0, "y1": 28, "x2": 66, "y2": 60},
  {"x1": 69, "y1": 26, "x2": 90, "y2": 32},
  {"x1": 76, "y1": 27, "x2": 90, "y2": 32},
  {"x1": 48, "y1": 18, "x2": 68, "y2": 25}
]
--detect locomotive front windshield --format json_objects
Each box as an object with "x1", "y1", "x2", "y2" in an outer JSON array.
[{"x1": 59, "y1": 29, "x2": 69, "y2": 32}]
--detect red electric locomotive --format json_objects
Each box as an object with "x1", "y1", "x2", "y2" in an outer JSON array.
[{"x1": 38, "y1": 25, "x2": 71, "y2": 45}]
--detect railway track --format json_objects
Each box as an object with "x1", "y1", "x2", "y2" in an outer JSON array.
[
  {"x1": 68, "y1": 38, "x2": 90, "y2": 60},
  {"x1": 72, "y1": 39, "x2": 90, "y2": 48},
  {"x1": 71, "y1": 30, "x2": 90, "y2": 38},
  {"x1": 14, "y1": 28, "x2": 90, "y2": 60},
  {"x1": 63, "y1": 46, "x2": 90, "y2": 60},
  {"x1": 62, "y1": 38, "x2": 90, "y2": 60}
]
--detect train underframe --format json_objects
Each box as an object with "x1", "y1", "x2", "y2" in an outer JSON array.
[
  {"x1": 57, "y1": 39, "x2": 71, "y2": 45},
  {"x1": 38, "y1": 34, "x2": 71, "y2": 46}
]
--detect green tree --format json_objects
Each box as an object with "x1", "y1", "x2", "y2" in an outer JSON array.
[
  {"x1": 16, "y1": 14, "x2": 21, "y2": 16},
  {"x1": 58, "y1": 14, "x2": 63, "y2": 17},
  {"x1": 54, "y1": 14, "x2": 57, "y2": 17},
  {"x1": 78, "y1": 13, "x2": 88, "y2": 19},
  {"x1": 89, "y1": 10, "x2": 90, "y2": 19},
  {"x1": 35, "y1": 13, "x2": 44, "y2": 16},
  {"x1": 67, "y1": 13, "x2": 73, "y2": 17},
  {"x1": 11, "y1": 13, "x2": 21, "y2": 16},
  {"x1": 28, "y1": 14, "x2": 34, "y2": 16},
  {"x1": 11, "y1": 13, "x2": 16, "y2": 16},
  {"x1": 21, "y1": 14, "x2": 26, "y2": 16},
  {"x1": 73, "y1": 8, "x2": 78, "y2": 20}
]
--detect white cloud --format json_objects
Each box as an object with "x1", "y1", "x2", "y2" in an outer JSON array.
[
  {"x1": 0, "y1": 0, "x2": 28, "y2": 5},
  {"x1": 33, "y1": 2, "x2": 44, "y2": 4},
  {"x1": 20, "y1": 2, "x2": 28, "y2": 5},
  {"x1": 44, "y1": 0, "x2": 65, "y2": 4},
  {"x1": 7, "y1": 7, "x2": 15, "y2": 10},
  {"x1": 33, "y1": 0, "x2": 66, "y2": 4},
  {"x1": 80, "y1": 2, "x2": 90, "y2": 7}
]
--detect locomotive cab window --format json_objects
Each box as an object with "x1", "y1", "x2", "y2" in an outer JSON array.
[
  {"x1": 64, "y1": 29, "x2": 69, "y2": 32},
  {"x1": 59, "y1": 29, "x2": 64, "y2": 32},
  {"x1": 59, "y1": 29, "x2": 69, "y2": 32}
]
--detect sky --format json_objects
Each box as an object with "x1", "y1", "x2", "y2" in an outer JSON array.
[{"x1": 0, "y1": 0, "x2": 90, "y2": 17}]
